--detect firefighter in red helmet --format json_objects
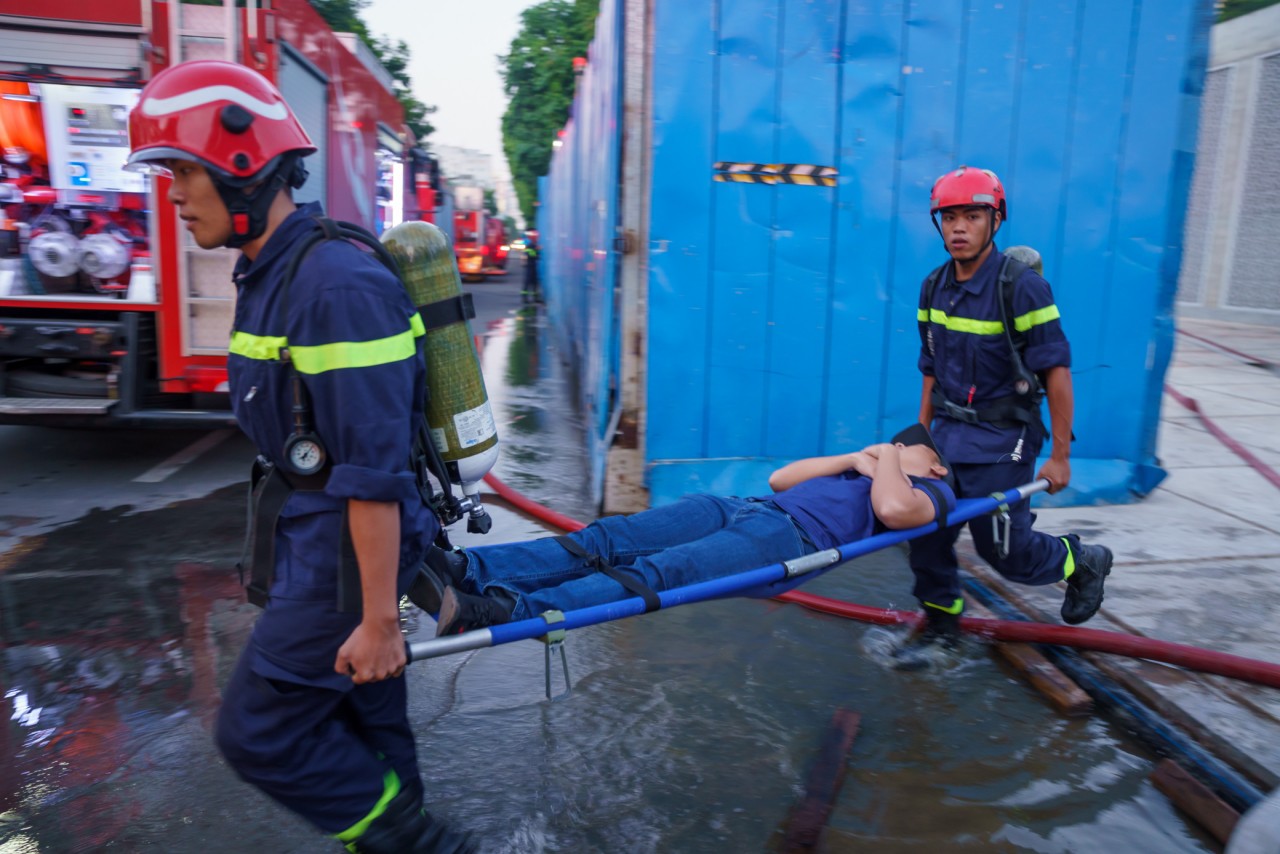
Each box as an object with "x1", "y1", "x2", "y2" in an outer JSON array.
[
  {"x1": 893, "y1": 165, "x2": 1114, "y2": 670},
  {"x1": 127, "y1": 60, "x2": 473, "y2": 852}
]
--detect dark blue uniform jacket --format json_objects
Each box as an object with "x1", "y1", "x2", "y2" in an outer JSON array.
[
  {"x1": 917, "y1": 247, "x2": 1071, "y2": 464},
  {"x1": 228, "y1": 202, "x2": 438, "y2": 688}
]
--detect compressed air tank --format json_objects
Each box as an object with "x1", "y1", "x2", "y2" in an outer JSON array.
[
  {"x1": 1004, "y1": 245, "x2": 1044, "y2": 276},
  {"x1": 380, "y1": 220, "x2": 499, "y2": 497}
]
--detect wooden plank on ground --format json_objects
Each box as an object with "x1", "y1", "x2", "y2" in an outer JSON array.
[
  {"x1": 1151, "y1": 758, "x2": 1240, "y2": 845},
  {"x1": 777, "y1": 708, "x2": 861, "y2": 852},
  {"x1": 964, "y1": 594, "x2": 1094, "y2": 716}
]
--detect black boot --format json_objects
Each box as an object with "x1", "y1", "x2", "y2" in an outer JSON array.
[
  {"x1": 1060, "y1": 534, "x2": 1113, "y2": 625},
  {"x1": 345, "y1": 787, "x2": 476, "y2": 854},
  {"x1": 892, "y1": 609, "x2": 961, "y2": 671},
  {"x1": 407, "y1": 547, "x2": 468, "y2": 615},
  {"x1": 435, "y1": 586, "x2": 515, "y2": 637}
]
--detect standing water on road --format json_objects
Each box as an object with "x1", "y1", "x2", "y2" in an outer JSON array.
[{"x1": 1, "y1": 304, "x2": 1213, "y2": 851}]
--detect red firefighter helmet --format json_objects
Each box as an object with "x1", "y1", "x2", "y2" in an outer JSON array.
[
  {"x1": 126, "y1": 59, "x2": 315, "y2": 183},
  {"x1": 929, "y1": 165, "x2": 1007, "y2": 220}
]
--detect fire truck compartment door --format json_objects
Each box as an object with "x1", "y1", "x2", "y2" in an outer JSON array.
[
  {"x1": 0, "y1": 28, "x2": 140, "y2": 77},
  {"x1": 277, "y1": 43, "x2": 328, "y2": 209}
]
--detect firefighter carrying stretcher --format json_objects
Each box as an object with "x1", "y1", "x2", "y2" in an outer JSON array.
[
  {"x1": 126, "y1": 60, "x2": 474, "y2": 853},
  {"x1": 892, "y1": 165, "x2": 1114, "y2": 671}
]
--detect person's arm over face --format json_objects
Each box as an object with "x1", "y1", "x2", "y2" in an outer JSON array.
[
  {"x1": 334, "y1": 499, "x2": 406, "y2": 683},
  {"x1": 1037, "y1": 365, "x2": 1073, "y2": 493},
  {"x1": 769, "y1": 449, "x2": 879, "y2": 492},
  {"x1": 869, "y1": 445, "x2": 939, "y2": 530}
]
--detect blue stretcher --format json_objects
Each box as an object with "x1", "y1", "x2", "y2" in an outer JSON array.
[{"x1": 406, "y1": 479, "x2": 1050, "y2": 670}]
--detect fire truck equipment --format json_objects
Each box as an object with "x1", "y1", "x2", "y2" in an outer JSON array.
[
  {"x1": 28, "y1": 231, "x2": 79, "y2": 278},
  {"x1": 78, "y1": 232, "x2": 131, "y2": 281}
]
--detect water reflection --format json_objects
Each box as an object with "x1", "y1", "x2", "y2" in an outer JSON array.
[{"x1": 0, "y1": 303, "x2": 1216, "y2": 852}]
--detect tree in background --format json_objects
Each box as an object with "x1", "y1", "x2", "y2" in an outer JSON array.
[
  {"x1": 483, "y1": 189, "x2": 499, "y2": 217},
  {"x1": 308, "y1": 0, "x2": 437, "y2": 141},
  {"x1": 1219, "y1": 0, "x2": 1280, "y2": 21},
  {"x1": 500, "y1": 0, "x2": 600, "y2": 225}
]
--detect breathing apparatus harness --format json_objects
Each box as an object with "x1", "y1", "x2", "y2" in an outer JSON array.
[
  {"x1": 922, "y1": 255, "x2": 1046, "y2": 457},
  {"x1": 238, "y1": 216, "x2": 480, "y2": 609}
]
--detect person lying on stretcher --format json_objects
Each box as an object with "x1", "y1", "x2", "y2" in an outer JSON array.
[{"x1": 410, "y1": 424, "x2": 957, "y2": 636}]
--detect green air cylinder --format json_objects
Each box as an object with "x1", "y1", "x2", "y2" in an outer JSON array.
[
  {"x1": 381, "y1": 221, "x2": 499, "y2": 497},
  {"x1": 1004, "y1": 245, "x2": 1044, "y2": 276}
]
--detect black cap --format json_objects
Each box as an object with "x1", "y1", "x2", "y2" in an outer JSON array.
[{"x1": 890, "y1": 423, "x2": 954, "y2": 488}]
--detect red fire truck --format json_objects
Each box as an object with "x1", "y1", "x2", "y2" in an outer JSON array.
[
  {"x1": 451, "y1": 184, "x2": 508, "y2": 281},
  {"x1": 409, "y1": 148, "x2": 453, "y2": 231},
  {"x1": 0, "y1": 0, "x2": 419, "y2": 427}
]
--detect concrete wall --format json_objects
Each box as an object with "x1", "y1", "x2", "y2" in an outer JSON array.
[{"x1": 1179, "y1": 3, "x2": 1280, "y2": 326}]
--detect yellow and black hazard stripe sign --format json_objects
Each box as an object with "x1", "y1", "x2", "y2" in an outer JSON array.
[{"x1": 712, "y1": 161, "x2": 837, "y2": 187}]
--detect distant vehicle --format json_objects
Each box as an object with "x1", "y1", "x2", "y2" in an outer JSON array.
[
  {"x1": 451, "y1": 187, "x2": 508, "y2": 281},
  {"x1": 510, "y1": 238, "x2": 526, "y2": 251}
]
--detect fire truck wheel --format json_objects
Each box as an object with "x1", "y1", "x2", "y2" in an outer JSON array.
[{"x1": 6, "y1": 369, "x2": 108, "y2": 399}]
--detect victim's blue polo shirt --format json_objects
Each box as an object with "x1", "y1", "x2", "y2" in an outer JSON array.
[{"x1": 769, "y1": 471, "x2": 957, "y2": 551}]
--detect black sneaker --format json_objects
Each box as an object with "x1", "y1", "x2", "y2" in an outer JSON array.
[
  {"x1": 1061, "y1": 534, "x2": 1113, "y2": 625},
  {"x1": 891, "y1": 609, "x2": 961, "y2": 671},
  {"x1": 435, "y1": 586, "x2": 515, "y2": 637},
  {"x1": 406, "y1": 547, "x2": 468, "y2": 614}
]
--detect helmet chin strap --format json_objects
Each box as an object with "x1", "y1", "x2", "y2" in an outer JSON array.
[{"x1": 213, "y1": 153, "x2": 307, "y2": 249}]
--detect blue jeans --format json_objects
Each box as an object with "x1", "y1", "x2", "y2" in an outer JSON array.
[{"x1": 462, "y1": 494, "x2": 815, "y2": 620}]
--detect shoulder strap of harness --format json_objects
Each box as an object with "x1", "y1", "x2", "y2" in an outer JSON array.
[
  {"x1": 553, "y1": 535, "x2": 661, "y2": 613},
  {"x1": 995, "y1": 255, "x2": 1030, "y2": 354},
  {"x1": 922, "y1": 263, "x2": 946, "y2": 358}
]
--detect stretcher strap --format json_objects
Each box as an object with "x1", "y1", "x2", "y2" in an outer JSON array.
[{"x1": 553, "y1": 535, "x2": 661, "y2": 612}]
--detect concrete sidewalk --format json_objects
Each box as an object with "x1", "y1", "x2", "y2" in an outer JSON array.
[{"x1": 958, "y1": 315, "x2": 1280, "y2": 840}]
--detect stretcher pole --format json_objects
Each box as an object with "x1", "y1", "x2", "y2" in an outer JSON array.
[{"x1": 405, "y1": 479, "x2": 1050, "y2": 663}]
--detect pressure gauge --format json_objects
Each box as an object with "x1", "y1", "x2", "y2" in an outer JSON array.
[{"x1": 283, "y1": 433, "x2": 326, "y2": 476}]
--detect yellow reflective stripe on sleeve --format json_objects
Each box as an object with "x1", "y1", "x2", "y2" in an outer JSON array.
[
  {"x1": 917, "y1": 308, "x2": 929, "y2": 322},
  {"x1": 290, "y1": 326, "x2": 420, "y2": 375},
  {"x1": 336, "y1": 770, "x2": 401, "y2": 846},
  {"x1": 924, "y1": 597, "x2": 965, "y2": 615},
  {"x1": 228, "y1": 331, "x2": 287, "y2": 360},
  {"x1": 1013, "y1": 304, "x2": 1060, "y2": 333},
  {"x1": 925, "y1": 308, "x2": 1003, "y2": 336}
]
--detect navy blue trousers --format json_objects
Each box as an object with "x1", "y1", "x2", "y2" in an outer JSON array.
[
  {"x1": 215, "y1": 645, "x2": 420, "y2": 835},
  {"x1": 907, "y1": 459, "x2": 1068, "y2": 611}
]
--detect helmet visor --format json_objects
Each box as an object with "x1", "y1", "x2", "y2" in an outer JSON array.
[
  {"x1": 124, "y1": 145, "x2": 227, "y2": 178},
  {"x1": 124, "y1": 145, "x2": 197, "y2": 177}
]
